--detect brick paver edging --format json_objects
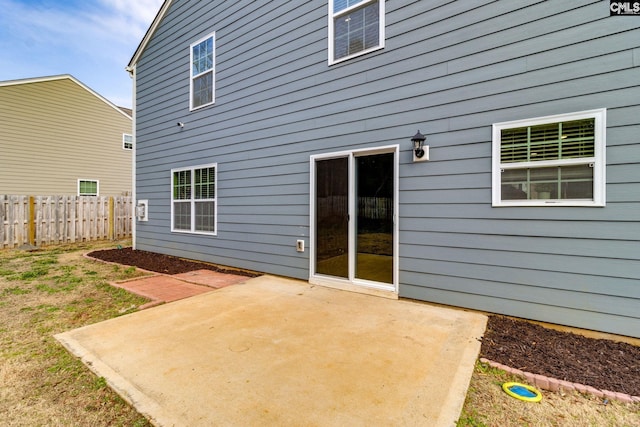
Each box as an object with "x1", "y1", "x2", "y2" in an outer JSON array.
[{"x1": 479, "y1": 358, "x2": 640, "y2": 404}]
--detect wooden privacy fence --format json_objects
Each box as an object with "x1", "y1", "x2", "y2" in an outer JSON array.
[
  {"x1": 0, "y1": 195, "x2": 132, "y2": 249},
  {"x1": 317, "y1": 196, "x2": 393, "y2": 221},
  {"x1": 358, "y1": 197, "x2": 393, "y2": 221}
]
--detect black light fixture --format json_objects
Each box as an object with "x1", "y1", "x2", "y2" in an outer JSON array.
[{"x1": 411, "y1": 130, "x2": 426, "y2": 159}]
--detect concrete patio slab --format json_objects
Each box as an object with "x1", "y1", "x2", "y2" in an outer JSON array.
[{"x1": 56, "y1": 276, "x2": 487, "y2": 426}]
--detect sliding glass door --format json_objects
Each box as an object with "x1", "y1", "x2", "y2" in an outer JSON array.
[
  {"x1": 313, "y1": 147, "x2": 396, "y2": 291},
  {"x1": 355, "y1": 153, "x2": 394, "y2": 284},
  {"x1": 315, "y1": 157, "x2": 349, "y2": 278}
]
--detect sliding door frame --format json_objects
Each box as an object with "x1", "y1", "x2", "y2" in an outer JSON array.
[{"x1": 309, "y1": 144, "x2": 399, "y2": 296}]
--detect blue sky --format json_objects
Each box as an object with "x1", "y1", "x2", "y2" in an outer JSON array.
[{"x1": 0, "y1": 0, "x2": 164, "y2": 107}]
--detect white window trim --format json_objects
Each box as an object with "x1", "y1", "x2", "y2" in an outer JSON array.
[
  {"x1": 77, "y1": 179, "x2": 99, "y2": 196},
  {"x1": 171, "y1": 163, "x2": 218, "y2": 235},
  {"x1": 328, "y1": 0, "x2": 385, "y2": 65},
  {"x1": 189, "y1": 32, "x2": 216, "y2": 111},
  {"x1": 492, "y1": 109, "x2": 606, "y2": 207},
  {"x1": 123, "y1": 133, "x2": 133, "y2": 150}
]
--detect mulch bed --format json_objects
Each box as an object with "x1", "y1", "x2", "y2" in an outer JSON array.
[
  {"x1": 481, "y1": 315, "x2": 640, "y2": 397},
  {"x1": 88, "y1": 247, "x2": 260, "y2": 277},
  {"x1": 89, "y1": 247, "x2": 640, "y2": 397}
]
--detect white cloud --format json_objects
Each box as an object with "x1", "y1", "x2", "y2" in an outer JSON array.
[
  {"x1": 96, "y1": 0, "x2": 164, "y2": 42},
  {"x1": 102, "y1": 0, "x2": 163, "y2": 28},
  {"x1": 0, "y1": 0, "x2": 164, "y2": 107}
]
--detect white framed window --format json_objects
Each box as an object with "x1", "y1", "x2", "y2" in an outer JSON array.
[
  {"x1": 328, "y1": 0, "x2": 385, "y2": 65},
  {"x1": 190, "y1": 32, "x2": 215, "y2": 110},
  {"x1": 492, "y1": 109, "x2": 606, "y2": 207},
  {"x1": 171, "y1": 164, "x2": 217, "y2": 234},
  {"x1": 123, "y1": 133, "x2": 133, "y2": 150},
  {"x1": 78, "y1": 179, "x2": 99, "y2": 196}
]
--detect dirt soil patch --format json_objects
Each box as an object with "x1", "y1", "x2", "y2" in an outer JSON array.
[
  {"x1": 90, "y1": 247, "x2": 640, "y2": 399},
  {"x1": 481, "y1": 315, "x2": 640, "y2": 397}
]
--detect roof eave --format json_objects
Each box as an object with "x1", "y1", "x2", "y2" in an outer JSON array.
[{"x1": 0, "y1": 74, "x2": 132, "y2": 120}]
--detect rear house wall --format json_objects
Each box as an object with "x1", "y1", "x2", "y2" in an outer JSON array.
[{"x1": 133, "y1": 0, "x2": 640, "y2": 338}]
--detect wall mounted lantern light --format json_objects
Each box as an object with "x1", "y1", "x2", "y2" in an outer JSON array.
[{"x1": 411, "y1": 130, "x2": 429, "y2": 162}]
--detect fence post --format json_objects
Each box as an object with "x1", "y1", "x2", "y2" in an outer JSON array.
[
  {"x1": 28, "y1": 196, "x2": 35, "y2": 246},
  {"x1": 108, "y1": 196, "x2": 114, "y2": 240}
]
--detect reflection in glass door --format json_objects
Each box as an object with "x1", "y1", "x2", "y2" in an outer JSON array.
[
  {"x1": 313, "y1": 150, "x2": 395, "y2": 288},
  {"x1": 315, "y1": 157, "x2": 349, "y2": 278},
  {"x1": 355, "y1": 153, "x2": 394, "y2": 284}
]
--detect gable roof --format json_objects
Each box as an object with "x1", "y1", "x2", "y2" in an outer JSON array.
[
  {"x1": 126, "y1": 0, "x2": 174, "y2": 73},
  {"x1": 0, "y1": 74, "x2": 132, "y2": 120}
]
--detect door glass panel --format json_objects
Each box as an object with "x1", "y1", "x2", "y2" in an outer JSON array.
[
  {"x1": 315, "y1": 157, "x2": 349, "y2": 278},
  {"x1": 355, "y1": 153, "x2": 393, "y2": 283}
]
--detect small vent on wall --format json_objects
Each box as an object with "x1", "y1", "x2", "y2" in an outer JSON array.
[{"x1": 136, "y1": 200, "x2": 148, "y2": 221}]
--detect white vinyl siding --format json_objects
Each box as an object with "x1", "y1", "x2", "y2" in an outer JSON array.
[
  {"x1": 328, "y1": 0, "x2": 384, "y2": 65},
  {"x1": 492, "y1": 109, "x2": 606, "y2": 207},
  {"x1": 171, "y1": 164, "x2": 217, "y2": 235},
  {"x1": 190, "y1": 33, "x2": 215, "y2": 110}
]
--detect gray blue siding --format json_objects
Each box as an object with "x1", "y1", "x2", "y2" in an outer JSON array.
[{"x1": 133, "y1": 0, "x2": 640, "y2": 337}]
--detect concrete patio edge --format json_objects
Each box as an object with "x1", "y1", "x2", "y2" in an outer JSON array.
[{"x1": 55, "y1": 332, "x2": 172, "y2": 425}]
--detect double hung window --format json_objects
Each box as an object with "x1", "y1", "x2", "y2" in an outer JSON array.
[
  {"x1": 78, "y1": 180, "x2": 99, "y2": 196},
  {"x1": 329, "y1": 0, "x2": 384, "y2": 64},
  {"x1": 172, "y1": 164, "x2": 217, "y2": 234},
  {"x1": 190, "y1": 33, "x2": 215, "y2": 110},
  {"x1": 492, "y1": 109, "x2": 606, "y2": 207},
  {"x1": 123, "y1": 133, "x2": 133, "y2": 150}
]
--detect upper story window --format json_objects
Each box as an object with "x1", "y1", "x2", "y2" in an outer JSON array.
[
  {"x1": 492, "y1": 109, "x2": 606, "y2": 207},
  {"x1": 123, "y1": 133, "x2": 133, "y2": 150},
  {"x1": 171, "y1": 164, "x2": 217, "y2": 234},
  {"x1": 78, "y1": 179, "x2": 99, "y2": 196},
  {"x1": 190, "y1": 33, "x2": 215, "y2": 110},
  {"x1": 329, "y1": 0, "x2": 385, "y2": 65}
]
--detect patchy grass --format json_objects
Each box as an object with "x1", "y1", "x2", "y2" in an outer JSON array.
[
  {"x1": 2, "y1": 286, "x2": 31, "y2": 296},
  {"x1": 0, "y1": 240, "x2": 151, "y2": 426},
  {"x1": 458, "y1": 361, "x2": 640, "y2": 427}
]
